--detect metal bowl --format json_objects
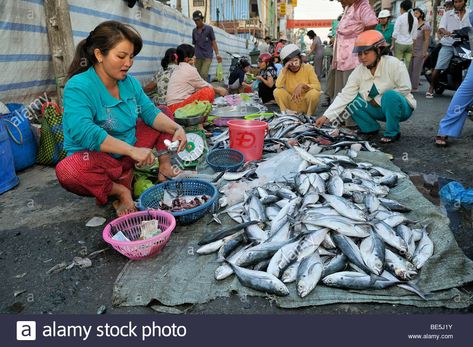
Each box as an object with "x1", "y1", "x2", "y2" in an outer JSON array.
[
  {"x1": 211, "y1": 105, "x2": 261, "y2": 118},
  {"x1": 174, "y1": 114, "x2": 208, "y2": 127}
]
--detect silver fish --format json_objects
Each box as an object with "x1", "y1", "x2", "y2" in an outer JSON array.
[
  {"x1": 350, "y1": 168, "x2": 374, "y2": 181},
  {"x1": 270, "y1": 197, "x2": 301, "y2": 238},
  {"x1": 370, "y1": 166, "x2": 407, "y2": 179},
  {"x1": 245, "y1": 223, "x2": 268, "y2": 244},
  {"x1": 360, "y1": 229, "x2": 385, "y2": 275},
  {"x1": 322, "y1": 232, "x2": 337, "y2": 249},
  {"x1": 296, "y1": 252, "x2": 323, "y2": 298},
  {"x1": 374, "y1": 221, "x2": 408, "y2": 254},
  {"x1": 301, "y1": 192, "x2": 320, "y2": 209},
  {"x1": 412, "y1": 229, "x2": 434, "y2": 269},
  {"x1": 297, "y1": 174, "x2": 312, "y2": 196},
  {"x1": 328, "y1": 174, "x2": 344, "y2": 197},
  {"x1": 197, "y1": 238, "x2": 226, "y2": 255},
  {"x1": 365, "y1": 193, "x2": 380, "y2": 214},
  {"x1": 292, "y1": 146, "x2": 326, "y2": 165},
  {"x1": 281, "y1": 261, "x2": 301, "y2": 283},
  {"x1": 321, "y1": 194, "x2": 367, "y2": 221},
  {"x1": 265, "y1": 205, "x2": 281, "y2": 221},
  {"x1": 384, "y1": 249, "x2": 417, "y2": 280},
  {"x1": 395, "y1": 224, "x2": 416, "y2": 260},
  {"x1": 247, "y1": 194, "x2": 266, "y2": 222},
  {"x1": 344, "y1": 183, "x2": 369, "y2": 194},
  {"x1": 379, "y1": 198, "x2": 412, "y2": 212},
  {"x1": 227, "y1": 262, "x2": 290, "y2": 296},
  {"x1": 215, "y1": 245, "x2": 249, "y2": 280},
  {"x1": 267, "y1": 240, "x2": 301, "y2": 278},
  {"x1": 238, "y1": 240, "x2": 292, "y2": 267},
  {"x1": 332, "y1": 234, "x2": 371, "y2": 274},
  {"x1": 323, "y1": 272, "x2": 384, "y2": 290},
  {"x1": 223, "y1": 169, "x2": 255, "y2": 181},
  {"x1": 321, "y1": 254, "x2": 348, "y2": 277},
  {"x1": 303, "y1": 214, "x2": 370, "y2": 238}
]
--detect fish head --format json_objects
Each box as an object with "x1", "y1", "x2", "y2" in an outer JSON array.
[
  {"x1": 297, "y1": 282, "x2": 307, "y2": 296},
  {"x1": 278, "y1": 284, "x2": 290, "y2": 296},
  {"x1": 374, "y1": 260, "x2": 383, "y2": 275}
]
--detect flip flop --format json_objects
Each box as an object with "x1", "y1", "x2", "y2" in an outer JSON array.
[
  {"x1": 379, "y1": 133, "x2": 401, "y2": 144},
  {"x1": 425, "y1": 92, "x2": 434, "y2": 99},
  {"x1": 434, "y1": 135, "x2": 448, "y2": 147}
]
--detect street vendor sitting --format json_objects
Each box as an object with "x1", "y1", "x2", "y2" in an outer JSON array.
[
  {"x1": 166, "y1": 44, "x2": 227, "y2": 114},
  {"x1": 55, "y1": 21, "x2": 187, "y2": 216},
  {"x1": 273, "y1": 44, "x2": 321, "y2": 116},
  {"x1": 315, "y1": 30, "x2": 416, "y2": 144},
  {"x1": 228, "y1": 58, "x2": 252, "y2": 93}
]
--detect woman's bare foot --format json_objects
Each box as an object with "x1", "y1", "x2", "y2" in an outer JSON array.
[{"x1": 110, "y1": 183, "x2": 136, "y2": 217}]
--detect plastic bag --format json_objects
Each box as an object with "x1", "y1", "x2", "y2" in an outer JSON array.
[
  {"x1": 216, "y1": 62, "x2": 223, "y2": 82},
  {"x1": 439, "y1": 181, "x2": 473, "y2": 208}
]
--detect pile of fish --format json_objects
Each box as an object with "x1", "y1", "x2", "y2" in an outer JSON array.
[
  {"x1": 208, "y1": 113, "x2": 379, "y2": 158},
  {"x1": 197, "y1": 146, "x2": 434, "y2": 299}
]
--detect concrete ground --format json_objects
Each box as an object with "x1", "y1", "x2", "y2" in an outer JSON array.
[{"x1": 1, "y1": 77, "x2": 472, "y2": 314}]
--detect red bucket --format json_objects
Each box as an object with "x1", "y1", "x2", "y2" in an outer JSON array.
[{"x1": 227, "y1": 120, "x2": 268, "y2": 161}]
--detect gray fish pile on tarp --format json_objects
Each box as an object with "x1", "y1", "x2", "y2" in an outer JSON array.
[
  {"x1": 113, "y1": 152, "x2": 473, "y2": 310},
  {"x1": 197, "y1": 147, "x2": 432, "y2": 299}
]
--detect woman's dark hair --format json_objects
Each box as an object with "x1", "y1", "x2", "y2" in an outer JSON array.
[
  {"x1": 400, "y1": 0, "x2": 414, "y2": 33},
  {"x1": 161, "y1": 48, "x2": 177, "y2": 70},
  {"x1": 238, "y1": 59, "x2": 251, "y2": 69},
  {"x1": 307, "y1": 30, "x2": 315, "y2": 39},
  {"x1": 67, "y1": 20, "x2": 142, "y2": 80},
  {"x1": 413, "y1": 7, "x2": 425, "y2": 20},
  {"x1": 176, "y1": 44, "x2": 195, "y2": 63},
  {"x1": 378, "y1": 46, "x2": 391, "y2": 56}
]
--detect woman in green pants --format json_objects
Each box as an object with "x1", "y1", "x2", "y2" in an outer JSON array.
[
  {"x1": 392, "y1": 0, "x2": 418, "y2": 69},
  {"x1": 315, "y1": 30, "x2": 416, "y2": 143}
]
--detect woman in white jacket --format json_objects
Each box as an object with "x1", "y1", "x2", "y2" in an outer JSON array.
[{"x1": 315, "y1": 30, "x2": 416, "y2": 143}]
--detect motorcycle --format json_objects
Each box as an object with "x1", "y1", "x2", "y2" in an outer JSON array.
[{"x1": 423, "y1": 27, "x2": 472, "y2": 95}]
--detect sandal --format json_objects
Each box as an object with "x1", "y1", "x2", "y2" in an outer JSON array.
[
  {"x1": 434, "y1": 135, "x2": 448, "y2": 147},
  {"x1": 379, "y1": 133, "x2": 401, "y2": 144},
  {"x1": 425, "y1": 92, "x2": 434, "y2": 99}
]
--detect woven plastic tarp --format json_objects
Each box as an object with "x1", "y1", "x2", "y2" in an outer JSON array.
[{"x1": 113, "y1": 152, "x2": 473, "y2": 309}]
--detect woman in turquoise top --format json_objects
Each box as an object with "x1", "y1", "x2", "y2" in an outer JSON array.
[
  {"x1": 56, "y1": 21, "x2": 187, "y2": 216},
  {"x1": 375, "y1": 10, "x2": 395, "y2": 49}
]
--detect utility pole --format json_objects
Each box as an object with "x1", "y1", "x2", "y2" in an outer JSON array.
[{"x1": 43, "y1": 0, "x2": 74, "y2": 106}]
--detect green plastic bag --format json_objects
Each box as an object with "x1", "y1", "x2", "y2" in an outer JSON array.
[
  {"x1": 216, "y1": 62, "x2": 223, "y2": 82},
  {"x1": 36, "y1": 102, "x2": 67, "y2": 166}
]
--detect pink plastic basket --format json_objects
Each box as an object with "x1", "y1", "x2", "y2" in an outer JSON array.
[{"x1": 102, "y1": 210, "x2": 176, "y2": 260}]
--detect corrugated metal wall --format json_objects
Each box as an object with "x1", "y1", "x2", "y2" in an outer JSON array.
[
  {"x1": 0, "y1": 0, "x2": 250, "y2": 103},
  {"x1": 210, "y1": 0, "x2": 250, "y2": 22}
]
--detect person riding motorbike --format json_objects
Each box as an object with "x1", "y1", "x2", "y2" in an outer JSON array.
[{"x1": 426, "y1": 0, "x2": 471, "y2": 98}]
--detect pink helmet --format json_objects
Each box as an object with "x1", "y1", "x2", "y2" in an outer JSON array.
[{"x1": 258, "y1": 53, "x2": 272, "y2": 63}]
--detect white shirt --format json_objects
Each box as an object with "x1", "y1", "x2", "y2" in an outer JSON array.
[
  {"x1": 439, "y1": 9, "x2": 471, "y2": 46},
  {"x1": 259, "y1": 41, "x2": 270, "y2": 54},
  {"x1": 323, "y1": 56, "x2": 416, "y2": 121},
  {"x1": 393, "y1": 11, "x2": 418, "y2": 45},
  {"x1": 166, "y1": 62, "x2": 210, "y2": 106}
]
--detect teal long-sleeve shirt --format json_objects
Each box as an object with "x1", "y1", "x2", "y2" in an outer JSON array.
[
  {"x1": 63, "y1": 66, "x2": 160, "y2": 156},
  {"x1": 376, "y1": 22, "x2": 395, "y2": 46}
]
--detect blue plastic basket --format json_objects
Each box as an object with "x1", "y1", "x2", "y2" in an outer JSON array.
[
  {"x1": 206, "y1": 148, "x2": 244, "y2": 172},
  {"x1": 138, "y1": 179, "x2": 218, "y2": 225}
]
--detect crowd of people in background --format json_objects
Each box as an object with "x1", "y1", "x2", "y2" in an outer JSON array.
[{"x1": 55, "y1": 1, "x2": 473, "y2": 215}]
